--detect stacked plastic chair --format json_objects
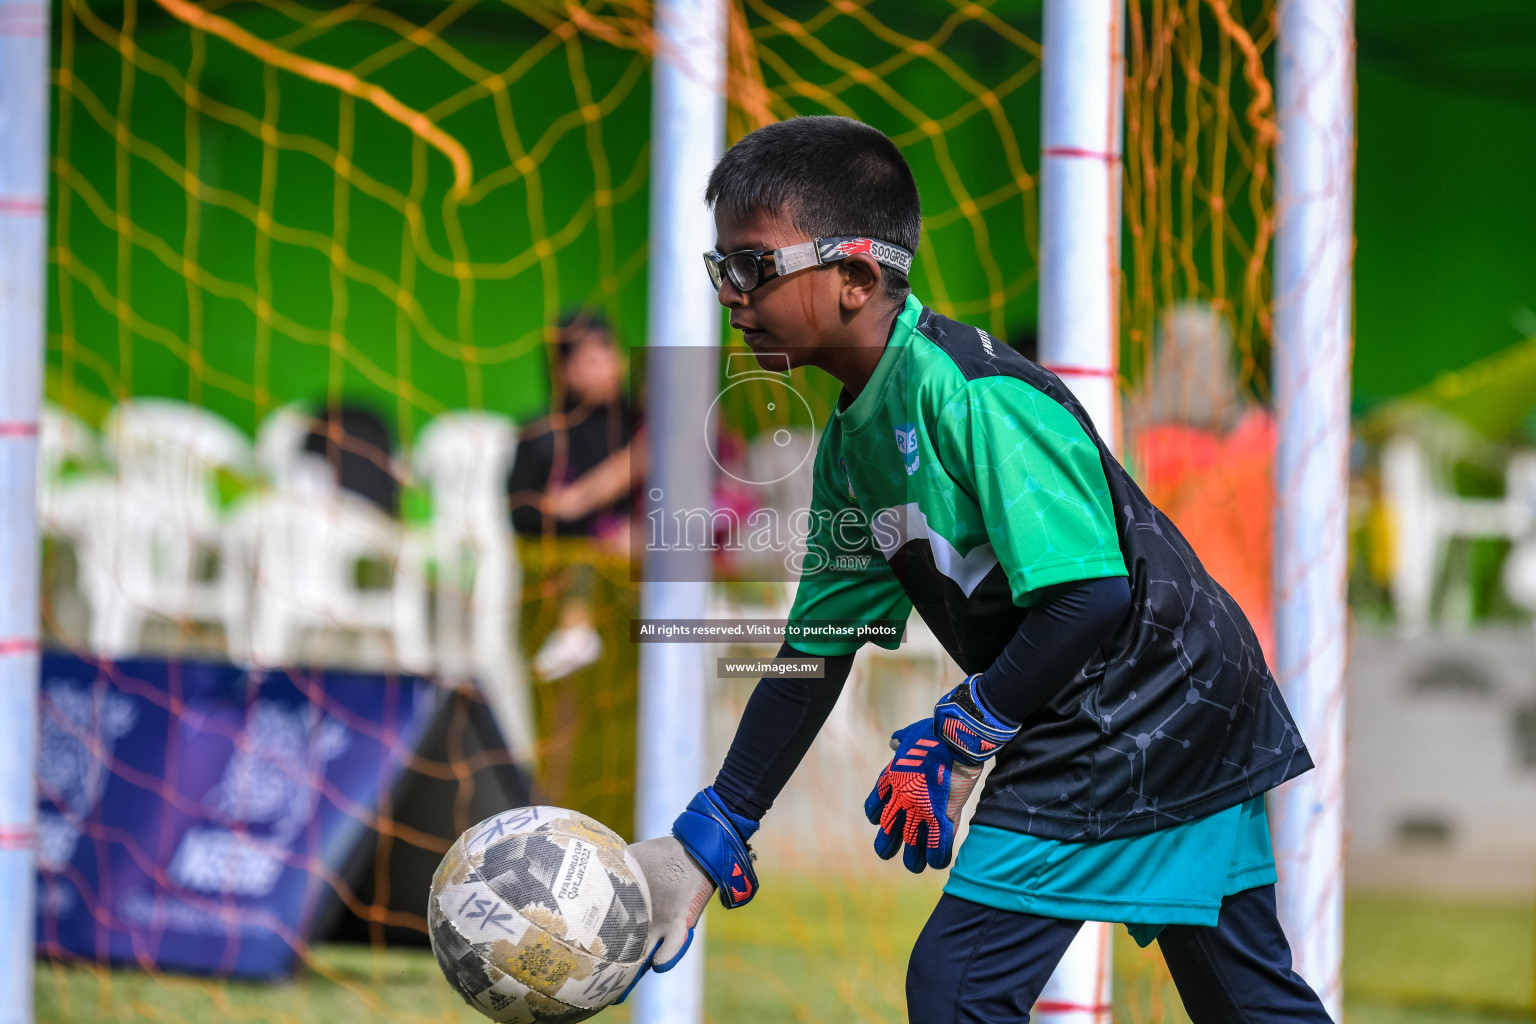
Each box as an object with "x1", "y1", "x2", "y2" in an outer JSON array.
[
  {"x1": 46, "y1": 399, "x2": 253, "y2": 657},
  {"x1": 227, "y1": 404, "x2": 431, "y2": 671},
  {"x1": 410, "y1": 411, "x2": 533, "y2": 760},
  {"x1": 38, "y1": 400, "x2": 534, "y2": 752}
]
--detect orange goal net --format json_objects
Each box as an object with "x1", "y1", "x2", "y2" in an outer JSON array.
[{"x1": 33, "y1": 1, "x2": 1284, "y2": 1021}]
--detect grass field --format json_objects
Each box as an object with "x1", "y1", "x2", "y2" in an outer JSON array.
[{"x1": 34, "y1": 891, "x2": 1535, "y2": 1023}]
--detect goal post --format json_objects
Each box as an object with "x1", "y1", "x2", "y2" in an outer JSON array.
[
  {"x1": 17, "y1": 0, "x2": 1339, "y2": 1018},
  {"x1": 1035, "y1": 1, "x2": 1125, "y2": 1020},
  {"x1": 0, "y1": 2, "x2": 49, "y2": 1022},
  {"x1": 1271, "y1": 0, "x2": 1355, "y2": 1017},
  {"x1": 630, "y1": 0, "x2": 727, "y2": 1022}
]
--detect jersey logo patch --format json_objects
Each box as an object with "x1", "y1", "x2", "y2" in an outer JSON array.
[{"x1": 894, "y1": 425, "x2": 920, "y2": 476}]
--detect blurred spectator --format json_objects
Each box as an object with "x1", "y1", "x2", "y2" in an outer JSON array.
[
  {"x1": 509, "y1": 310, "x2": 645, "y2": 680},
  {"x1": 1132, "y1": 303, "x2": 1276, "y2": 659},
  {"x1": 509, "y1": 310, "x2": 642, "y2": 540},
  {"x1": 1138, "y1": 303, "x2": 1245, "y2": 433},
  {"x1": 302, "y1": 404, "x2": 400, "y2": 516}
]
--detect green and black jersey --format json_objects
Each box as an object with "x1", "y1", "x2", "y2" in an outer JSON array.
[{"x1": 787, "y1": 294, "x2": 1311, "y2": 841}]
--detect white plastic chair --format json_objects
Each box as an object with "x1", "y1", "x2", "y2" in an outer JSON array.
[
  {"x1": 1499, "y1": 452, "x2": 1536, "y2": 615},
  {"x1": 1383, "y1": 433, "x2": 1528, "y2": 633},
  {"x1": 254, "y1": 403, "x2": 318, "y2": 492},
  {"x1": 411, "y1": 411, "x2": 533, "y2": 759},
  {"x1": 38, "y1": 405, "x2": 99, "y2": 483},
  {"x1": 53, "y1": 399, "x2": 253, "y2": 657},
  {"x1": 226, "y1": 489, "x2": 432, "y2": 672},
  {"x1": 232, "y1": 406, "x2": 431, "y2": 672},
  {"x1": 106, "y1": 399, "x2": 252, "y2": 515},
  {"x1": 36, "y1": 407, "x2": 106, "y2": 645},
  {"x1": 36, "y1": 405, "x2": 101, "y2": 536}
]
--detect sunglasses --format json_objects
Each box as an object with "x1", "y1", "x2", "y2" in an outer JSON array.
[{"x1": 703, "y1": 235, "x2": 915, "y2": 294}]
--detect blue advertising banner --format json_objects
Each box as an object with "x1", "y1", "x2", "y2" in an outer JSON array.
[{"x1": 34, "y1": 653, "x2": 438, "y2": 979}]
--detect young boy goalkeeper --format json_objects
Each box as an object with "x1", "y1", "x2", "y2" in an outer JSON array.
[{"x1": 626, "y1": 115, "x2": 1332, "y2": 1023}]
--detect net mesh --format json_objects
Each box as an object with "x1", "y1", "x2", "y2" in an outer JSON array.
[{"x1": 29, "y1": 0, "x2": 1323, "y2": 1021}]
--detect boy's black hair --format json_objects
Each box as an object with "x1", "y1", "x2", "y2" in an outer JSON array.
[{"x1": 706, "y1": 116, "x2": 921, "y2": 301}]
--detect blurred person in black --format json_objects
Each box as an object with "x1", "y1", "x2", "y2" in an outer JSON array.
[
  {"x1": 508, "y1": 310, "x2": 644, "y2": 679},
  {"x1": 302, "y1": 403, "x2": 400, "y2": 516}
]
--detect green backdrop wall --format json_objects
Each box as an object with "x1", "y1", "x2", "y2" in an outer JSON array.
[
  {"x1": 44, "y1": 0, "x2": 1536, "y2": 437},
  {"x1": 1354, "y1": 0, "x2": 1536, "y2": 411}
]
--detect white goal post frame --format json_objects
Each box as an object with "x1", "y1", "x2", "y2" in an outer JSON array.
[{"x1": 0, "y1": 2, "x2": 49, "y2": 1023}]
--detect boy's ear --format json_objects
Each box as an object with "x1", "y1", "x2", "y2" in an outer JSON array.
[{"x1": 837, "y1": 256, "x2": 882, "y2": 311}]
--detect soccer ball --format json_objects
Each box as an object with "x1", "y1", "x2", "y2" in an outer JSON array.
[{"x1": 429, "y1": 806, "x2": 653, "y2": 1022}]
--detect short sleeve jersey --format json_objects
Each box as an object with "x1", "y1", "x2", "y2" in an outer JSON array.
[
  {"x1": 786, "y1": 295, "x2": 1311, "y2": 841},
  {"x1": 787, "y1": 298, "x2": 1126, "y2": 668}
]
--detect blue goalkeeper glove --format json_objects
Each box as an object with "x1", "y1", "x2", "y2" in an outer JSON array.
[
  {"x1": 932, "y1": 673, "x2": 1021, "y2": 763},
  {"x1": 864, "y1": 675, "x2": 1020, "y2": 873},
  {"x1": 618, "y1": 787, "x2": 758, "y2": 1003},
  {"x1": 672, "y1": 786, "x2": 760, "y2": 907}
]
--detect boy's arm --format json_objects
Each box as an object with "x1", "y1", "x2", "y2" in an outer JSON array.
[
  {"x1": 623, "y1": 439, "x2": 907, "y2": 992},
  {"x1": 861, "y1": 578, "x2": 1130, "y2": 875},
  {"x1": 944, "y1": 375, "x2": 1133, "y2": 724},
  {"x1": 864, "y1": 377, "x2": 1132, "y2": 872},
  {"x1": 969, "y1": 575, "x2": 1130, "y2": 725},
  {"x1": 711, "y1": 643, "x2": 856, "y2": 819},
  {"x1": 620, "y1": 645, "x2": 856, "y2": 998}
]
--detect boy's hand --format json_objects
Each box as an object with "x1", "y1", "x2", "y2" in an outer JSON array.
[
  {"x1": 628, "y1": 836, "x2": 713, "y2": 970},
  {"x1": 864, "y1": 720, "x2": 983, "y2": 872},
  {"x1": 617, "y1": 787, "x2": 759, "y2": 1003},
  {"x1": 933, "y1": 673, "x2": 1021, "y2": 763},
  {"x1": 670, "y1": 786, "x2": 760, "y2": 907}
]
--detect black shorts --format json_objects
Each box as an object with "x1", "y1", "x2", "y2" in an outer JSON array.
[{"x1": 905, "y1": 884, "x2": 1333, "y2": 1023}]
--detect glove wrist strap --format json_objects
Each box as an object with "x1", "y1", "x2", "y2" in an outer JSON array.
[
  {"x1": 933, "y1": 674, "x2": 1020, "y2": 764},
  {"x1": 671, "y1": 787, "x2": 760, "y2": 909}
]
